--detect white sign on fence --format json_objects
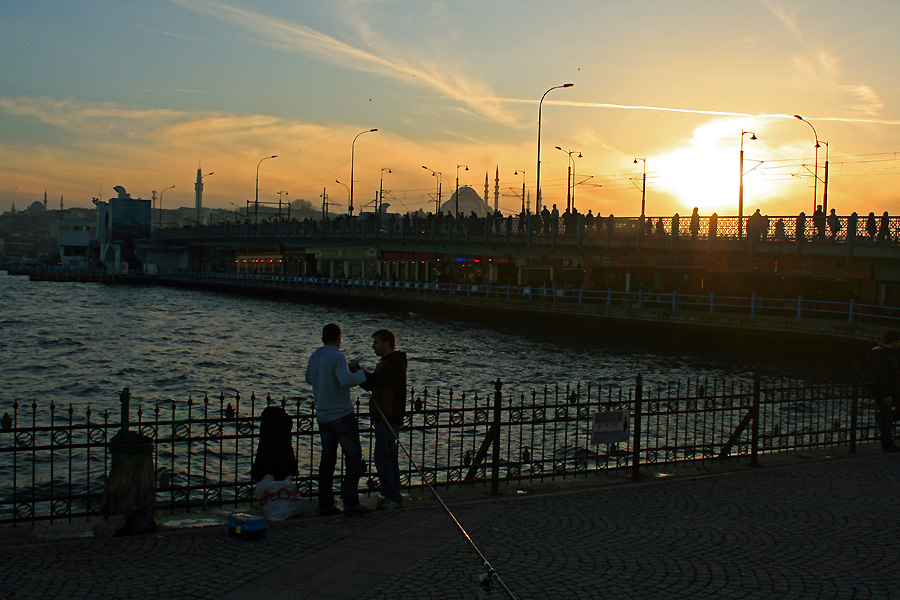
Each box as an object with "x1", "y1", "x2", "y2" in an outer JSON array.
[{"x1": 591, "y1": 410, "x2": 629, "y2": 444}]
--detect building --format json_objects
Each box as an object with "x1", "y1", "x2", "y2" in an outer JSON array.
[{"x1": 95, "y1": 186, "x2": 151, "y2": 274}]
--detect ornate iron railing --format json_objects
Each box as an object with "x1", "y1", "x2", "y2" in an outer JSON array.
[{"x1": 0, "y1": 375, "x2": 878, "y2": 526}]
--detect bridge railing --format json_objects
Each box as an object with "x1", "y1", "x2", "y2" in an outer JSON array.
[
  {"x1": 177, "y1": 271, "x2": 900, "y2": 327},
  {"x1": 153, "y1": 213, "x2": 900, "y2": 248},
  {"x1": 0, "y1": 374, "x2": 877, "y2": 525}
]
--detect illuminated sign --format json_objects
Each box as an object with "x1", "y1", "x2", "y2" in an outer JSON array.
[{"x1": 381, "y1": 251, "x2": 437, "y2": 260}]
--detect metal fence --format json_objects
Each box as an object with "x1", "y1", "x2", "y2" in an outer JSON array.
[
  {"x1": 0, "y1": 375, "x2": 878, "y2": 526},
  {"x1": 178, "y1": 271, "x2": 900, "y2": 327},
  {"x1": 154, "y1": 213, "x2": 900, "y2": 247}
]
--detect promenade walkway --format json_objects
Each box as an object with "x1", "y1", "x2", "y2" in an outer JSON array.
[{"x1": 3, "y1": 447, "x2": 899, "y2": 599}]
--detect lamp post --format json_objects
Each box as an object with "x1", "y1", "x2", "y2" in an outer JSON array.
[
  {"x1": 632, "y1": 158, "x2": 646, "y2": 218},
  {"x1": 513, "y1": 169, "x2": 526, "y2": 213},
  {"x1": 255, "y1": 155, "x2": 277, "y2": 223},
  {"x1": 820, "y1": 140, "x2": 829, "y2": 214},
  {"x1": 536, "y1": 83, "x2": 574, "y2": 212},
  {"x1": 737, "y1": 131, "x2": 756, "y2": 238},
  {"x1": 556, "y1": 147, "x2": 582, "y2": 212},
  {"x1": 196, "y1": 170, "x2": 213, "y2": 224},
  {"x1": 277, "y1": 191, "x2": 289, "y2": 219},
  {"x1": 378, "y1": 167, "x2": 391, "y2": 216},
  {"x1": 159, "y1": 184, "x2": 174, "y2": 230},
  {"x1": 455, "y1": 164, "x2": 468, "y2": 217},
  {"x1": 794, "y1": 115, "x2": 820, "y2": 213},
  {"x1": 350, "y1": 128, "x2": 378, "y2": 216},
  {"x1": 422, "y1": 166, "x2": 442, "y2": 214}
]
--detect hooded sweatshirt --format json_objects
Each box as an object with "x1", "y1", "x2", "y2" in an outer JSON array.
[
  {"x1": 305, "y1": 345, "x2": 366, "y2": 423},
  {"x1": 361, "y1": 350, "x2": 408, "y2": 425}
]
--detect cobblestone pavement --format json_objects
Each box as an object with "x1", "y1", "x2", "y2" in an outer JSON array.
[{"x1": 3, "y1": 451, "x2": 900, "y2": 600}]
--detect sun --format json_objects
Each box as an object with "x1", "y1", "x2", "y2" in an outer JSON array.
[{"x1": 652, "y1": 120, "x2": 774, "y2": 217}]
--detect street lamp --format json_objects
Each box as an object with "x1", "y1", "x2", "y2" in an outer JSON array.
[
  {"x1": 335, "y1": 179, "x2": 350, "y2": 202},
  {"x1": 277, "y1": 190, "x2": 289, "y2": 219},
  {"x1": 820, "y1": 140, "x2": 830, "y2": 214},
  {"x1": 555, "y1": 147, "x2": 582, "y2": 212},
  {"x1": 350, "y1": 128, "x2": 378, "y2": 216},
  {"x1": 378, "y1": 167, "x2": 391, "y2": 216},
  {"x1": 196, "y1": 170, "x2": 214, "y2": 224},
  {"x1": 629, "y1": 158, "x2": 647, "y2": 218},
  {"x1": 455, "y1": 164, "x2": 468, "y2": 217},
  {"x1": 738, "y1": 131, "x2": 757, "y2": 238},
  {"x1": 513, "y1": 169, "x2": 526, "y2": 213},
  {"x1": 535, "y1": 83, "x2": 574, "y2": 211},
  {"x1": 422, "y1": 166, "x2": 442, "y2": 214},
  {"x1": 794, "y1": 115, "x2": 820, "y2": 213},
  {"x1": 159, "y1": 184, "x2": 174, "y2": 230},
  {"x1": 255, "y1": 155, "x2": 277, "y2": 223}
]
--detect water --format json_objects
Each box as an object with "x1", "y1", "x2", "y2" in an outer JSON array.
[{"x1": 1, "y1": 271, "x2": 858, "y2": 417}]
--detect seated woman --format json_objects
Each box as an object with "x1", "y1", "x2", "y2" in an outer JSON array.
[{"x1": 251, "y1": 406, "x2": 303, "y2": 520}]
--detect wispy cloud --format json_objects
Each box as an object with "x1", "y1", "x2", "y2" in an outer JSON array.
[
  {"x1": 760, "y1": 0, "x2": 884, "y2": 115},
  {"x1": 494, "y1": 97, "x2": 900, "y2": 125},
  {"x1": 169, "y1": 0, "x2": 518, "y2": 125}
]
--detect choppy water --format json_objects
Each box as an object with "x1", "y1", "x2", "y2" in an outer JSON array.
[{"x1": 1, "y1": 271, "x2": 858, "y2": 417}]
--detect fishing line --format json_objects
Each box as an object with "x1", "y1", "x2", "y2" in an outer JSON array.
[{"x1": 370, "y1": 397, "x2": 517, "y2": 599}]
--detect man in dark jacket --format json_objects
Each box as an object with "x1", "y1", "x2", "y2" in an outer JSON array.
[
  {"x1": 360, "y1": 329, "x2": 408, "y2": 509},
  {"x1": 868, "y1": 330, "x2": 900, "y2": 452}
]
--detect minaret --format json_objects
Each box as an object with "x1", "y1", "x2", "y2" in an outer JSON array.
[
  {"x1": 526, "y1": 190, "x2": 531, "y2": 214},
  {"x1": 484, "y1": 172, "x2": 489, "y2": 207},
  {"x1": 494, "y1": 165, "x2": 500, "y2": 211},
  {"x1": 43, "y1": 190, "x2": 47, "y2": 210},
  {"x1": 60, "y1": 195, "x2": 64, "y2": 211}
]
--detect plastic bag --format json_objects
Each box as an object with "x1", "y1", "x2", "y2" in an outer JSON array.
[{"x1": 254, "y1": 474, "x2": 303, "y2": 520}]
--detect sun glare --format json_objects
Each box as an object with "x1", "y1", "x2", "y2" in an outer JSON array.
[{"x1": 653, "y1": 120, "x2": 775, "y2": 217}]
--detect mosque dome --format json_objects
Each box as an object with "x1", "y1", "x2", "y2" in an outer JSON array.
[
  {"x1": 439, "y1": 186, "x2": 493, "y2": 217},
  {"x1": 28, "y1": 200, "x2": 45, "y2": 212}
]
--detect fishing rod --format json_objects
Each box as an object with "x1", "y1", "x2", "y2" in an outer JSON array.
[{"x1": 370, "y1": 396, "x2": 517, "y2": 599}]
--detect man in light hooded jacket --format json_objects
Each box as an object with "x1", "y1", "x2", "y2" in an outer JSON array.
[{"x1": 305, "y1": 323, "x2": 369, "y2": 516}]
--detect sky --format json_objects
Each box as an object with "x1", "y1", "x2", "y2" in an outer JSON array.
[{"x1": 2, "y1": 0, "x2": 900, "y2": 219}]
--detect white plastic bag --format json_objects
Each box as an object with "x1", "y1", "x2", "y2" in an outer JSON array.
[{"x1": 254, "y1": 475, "x2": 303, "y2": 521}]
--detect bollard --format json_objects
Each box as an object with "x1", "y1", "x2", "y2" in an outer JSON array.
[{"x1": 94, "y1": 388, "x2": 156, "y2": 537}]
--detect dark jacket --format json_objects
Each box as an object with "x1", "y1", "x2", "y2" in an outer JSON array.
[
  {"x1": 868, "y1": 344, "x2": 900, "y2": 407},
  {"x1": 361, "y1": 350, "x2": 408, "y2": 425},
  {"x1": 251, "y1": 406, "x2": 299, "y2": 483}
]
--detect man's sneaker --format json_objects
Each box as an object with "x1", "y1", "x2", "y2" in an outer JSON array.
[
  {"x1": 318, "y1": 506, "x2": 341, "y2": 516},
  {"x1": 377, "y1": 498, "x2": 401, "y2": 510},
  {"x1": 344, "y1": 505, "x2": 371, "y2": 517}
]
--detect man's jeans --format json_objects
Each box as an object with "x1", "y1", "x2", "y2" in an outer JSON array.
[
  {"x1": 317, "y1": 413, "x2": 364, "y2": 510},
  {"x1": 373, "y1": 421, "x2": 402, "y2": 503}
]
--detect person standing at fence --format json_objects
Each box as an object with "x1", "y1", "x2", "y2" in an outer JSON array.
[
  {"x1": 867, "y1": 330, "x2": 900, "y2": 453},
  {"x1": 358, "y1": 329, "x2": 408, "y2": 510},
  {"x1": 305, "y1": 323, "x2": 370, "y2": 516}
]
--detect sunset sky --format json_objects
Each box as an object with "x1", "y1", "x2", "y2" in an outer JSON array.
[{"x1": 2, "y1": 0, "x2": 899, "y2": 219}]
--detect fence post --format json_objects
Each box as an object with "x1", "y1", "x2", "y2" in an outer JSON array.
[
  {"x1": 796, "y1": 294, "x2": 803, "y2": 319},
  {"x1": 848, "y1": 298, "x2": 855, "y2": 323},
  {"x1": 750, "y1": 293, "x2": 757, "y2": 317},
  {"x1": 631, "y1": 374, "x2": 643, "y2": 480},
  {"x1": 751, "y1": 373, "x2": 760, "y2": 467},
  {"x1": 850, "y1": 363, "x2": 859, "y2": 454},
  {"x1": 491, "y1": 378, "x2": 502, "y2": 495}
]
